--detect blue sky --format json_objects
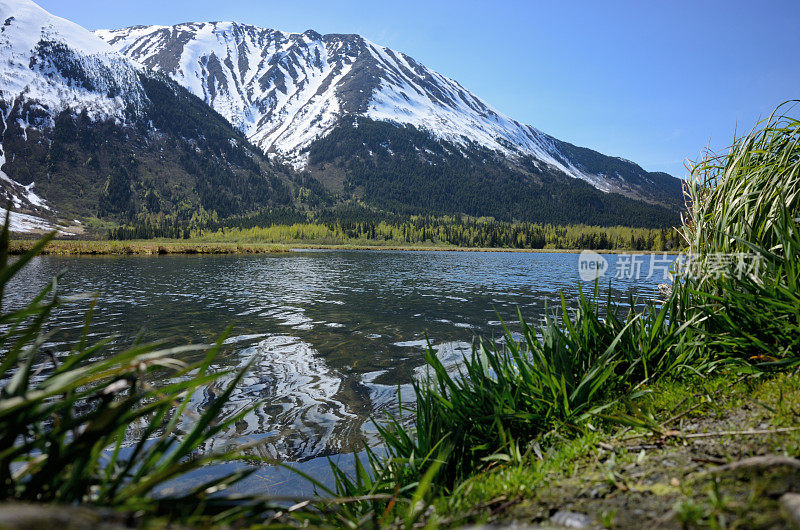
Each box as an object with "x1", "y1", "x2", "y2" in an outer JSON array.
[{"x1": 39, "y1": 0, "x2": 800, "y2": 177}]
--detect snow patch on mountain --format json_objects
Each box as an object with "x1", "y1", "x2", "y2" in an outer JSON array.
[
  {"x1": 0, "y1": 167, "x2": 48, "y2": 209},
  {"x1": 0, "y1": 101, "x2": 49, "y2": 214},
  {"x1": 0, "y1": 207, "x2": 61, "y2": 233},
  {"x1": 0, "y1": 0, "x2": 145, "y2": 124},
  {"x1": 360, "y1": 39, "x2": 608, "y2": 191}
]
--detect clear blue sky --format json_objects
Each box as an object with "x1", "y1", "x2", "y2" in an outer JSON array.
[{"x1": 39, "y1": 0, "x2": 800, "y2": 178}]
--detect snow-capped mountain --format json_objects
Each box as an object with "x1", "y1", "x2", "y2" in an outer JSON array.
[
  {"x1": 0, "y1": 0, "x2": 293, "y2": 231},
  {"x1": 0, "y1": 0, "x2": 683, "y2": 233},
  {"x1": 0, "y1": 0, "x2": 146, "y2": 222},
  {"x1": 96, "y1": 22, "x2": 657, "y2": 196},
  {"x1": 0, "y1": 0, "x2": 145, "y2": 123}
]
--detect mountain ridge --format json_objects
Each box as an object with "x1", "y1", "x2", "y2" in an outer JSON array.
[
  {"x1": 96, "y1": 21, "x2": 678, "y2": 203},
  {"x1": 0, "y1": 0, "x2": 684, "y2": 233}
]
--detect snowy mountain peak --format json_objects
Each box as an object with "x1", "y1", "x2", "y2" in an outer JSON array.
[
  {"x1": 97, "y1": 22, "x2": 360, "y2": 164},
  {"x1": 0, "y1": 0, "x2": 147, "y2": 215},
  {"x1": 1, "y1": 0, "x2": 109, "y2": 55},
  {"x1": 96, "y1": 21, "x2": 614, "y2": 190}
]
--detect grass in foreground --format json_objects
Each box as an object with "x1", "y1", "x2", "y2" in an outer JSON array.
[
  {"x1": 312, "y1": 101, "x2": 800, "y2": 526},
  {"x1": 439, "y1": 372, "x2": 800, "y2": 528},
  {"x1": 0, "y1": 102, "x2": 798, "y2": 528},
  {"x1": 0, "y1": 218, "x2": 288, "y2": 523},
  {"x1": 678, "y1": 101, "x2": 800, "y2": 367}
]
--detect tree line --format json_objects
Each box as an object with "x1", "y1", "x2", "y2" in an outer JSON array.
[{"x1": 110, "y1": 209, "x2": 682, "y2": 251}]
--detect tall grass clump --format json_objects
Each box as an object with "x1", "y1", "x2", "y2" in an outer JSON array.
[
  {"x1": 402, "y1": 288, "x2": 697, "y2": 488},
  {"x1": 680, "y1": 101, "x2": 800, "y2": 367}
]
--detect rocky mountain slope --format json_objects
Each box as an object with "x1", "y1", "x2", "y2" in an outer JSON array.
[{"x1": 97, "y1": 21, "x2": 682, "y2": 206}]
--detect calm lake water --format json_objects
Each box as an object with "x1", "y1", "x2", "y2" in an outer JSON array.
[{"x1": 7, "y1": 249, "x2": 671, "y2": 491}]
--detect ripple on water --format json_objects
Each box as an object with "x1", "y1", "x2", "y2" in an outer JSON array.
[
  {"x1": 4, "y1": 250, "x2": 668, "y2": 465},
  {"x1": 196, "y1": 335, "x2": 361, "y2": 461}
]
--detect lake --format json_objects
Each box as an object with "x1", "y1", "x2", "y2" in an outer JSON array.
[{"x1": 6, "y1": 249, "x2": 671, "y2": 492}]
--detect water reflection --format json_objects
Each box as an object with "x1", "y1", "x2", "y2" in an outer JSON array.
[{"x1": 5, "y1": 250, "x2": 669, "y2": 462}]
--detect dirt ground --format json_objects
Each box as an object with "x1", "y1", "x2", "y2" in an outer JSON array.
[{"x1": 480, "y1": 375, "x2": 800, "y2": 529}]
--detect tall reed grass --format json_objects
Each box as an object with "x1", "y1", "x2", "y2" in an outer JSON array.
[
  {"x1": 318, "y1": 286, "x2": 697, "y2": 524},
  {"x1": 680, "y1": 101, "x2": 800, "y2": 367}
]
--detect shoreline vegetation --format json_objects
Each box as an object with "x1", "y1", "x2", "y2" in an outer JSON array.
[
  {"x1": 113, "y1": 221, "x2": 682, "y2": 252},
  {"x1": 8, "y1": 239, "x2": 292, "y2": 255},
  {"x1": 9, "y1": 220, "x2": 685, "y2": 255},
  {"x1": 8, "y1": 238, "x2": 682, "y2": 256},
  {"x1": 1, "y1": 102, "x2": 798, "y2": 529}
]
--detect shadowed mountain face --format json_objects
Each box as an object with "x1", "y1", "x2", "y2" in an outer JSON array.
[
  {"x1": 302, "y1": 116, "x2": 681, "y2": 226},
  {"x1": 97, "y1": 22, "x2": 684, "y2": 208}
]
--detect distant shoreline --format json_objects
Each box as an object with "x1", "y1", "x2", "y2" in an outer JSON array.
[{"x1": 9, "y1": 239, "x2": 678, "y2": 256}]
